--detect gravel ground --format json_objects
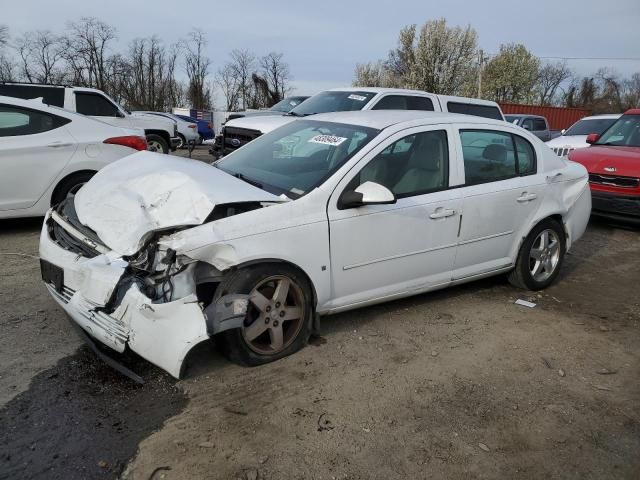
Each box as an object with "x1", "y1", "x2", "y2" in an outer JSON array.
[{"x1": 0, "y1": 149, "x2": 638, "y2": 479}]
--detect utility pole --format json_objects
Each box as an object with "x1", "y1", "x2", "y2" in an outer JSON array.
[{"x1": 477, "y1": 49, "x2": 484, "y2": 98}]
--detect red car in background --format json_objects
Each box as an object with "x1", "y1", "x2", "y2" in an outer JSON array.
[{"x1": 568, "y1": 109, "x2": 640, "y2": 224}]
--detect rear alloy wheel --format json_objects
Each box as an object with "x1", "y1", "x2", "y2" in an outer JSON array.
[
  {"x1": 508, "y1": 218, "x2": 566, "y2": 290},
  {"x1": 215, "y1": 265, "x2": 313, "y2": 366},
  {"x1": 146, "y1": 134, "x2": 168, "y2": 154},
  {"x1": 176, "y1": 133, "x2": 186, "y2": 149}
]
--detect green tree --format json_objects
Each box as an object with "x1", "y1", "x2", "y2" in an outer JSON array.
[{"x1": 482, "y1": 43, "x2": 539, "y2": 103}]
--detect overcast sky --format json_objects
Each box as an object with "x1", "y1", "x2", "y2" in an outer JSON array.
[{"x1": 2, "y1": 0, "x2": 639, "y2": 102}]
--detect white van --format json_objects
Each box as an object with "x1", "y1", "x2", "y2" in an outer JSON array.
[{"x1": 213, "y1": 87, "x2": 505, "y2": 156}]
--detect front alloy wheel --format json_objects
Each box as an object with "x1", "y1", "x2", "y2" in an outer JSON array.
[
  {"x1": 215, "y1": 265, "x2": 313, "y2": 366},
  {"x1": 243, "y1": 276, "x2": 305, "y2": 355}
]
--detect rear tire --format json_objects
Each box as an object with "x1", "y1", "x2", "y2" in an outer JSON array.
[
  {"x1": 146, "y1": 134, "x2": 168, "y2": 154},
  {"x1": 51, "y1": 172, "x2": 96, "y2": 206},
  {"x1": 176, "y1": 133, "x2": 186, "y2": 149},
  {"x1": 508, "y1": 218, "x2": 566, "y2": 290},
  {"x1": 214, "y1": 264, "x2": 313, "y2": 366}
]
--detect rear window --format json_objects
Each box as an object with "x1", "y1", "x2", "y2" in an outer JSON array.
[
  {"x1": 0, "y1": 84, "x2": 65, "y2": 107},
  {"x1": 447, "y1": 102, "x2": 503, "y2": 120}
]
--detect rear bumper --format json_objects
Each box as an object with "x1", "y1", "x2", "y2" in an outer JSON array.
[{"x1": 591, "y1": 191, "x2": 640, "y2": 224}]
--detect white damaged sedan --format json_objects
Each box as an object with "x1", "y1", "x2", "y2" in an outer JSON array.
[{"x1": 40, "y1": 111, "x2": 591, "y2": 380}]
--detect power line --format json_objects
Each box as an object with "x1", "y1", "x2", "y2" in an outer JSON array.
[{"x1": 485, "y1": 53, "x2": 640, "y2": 61}]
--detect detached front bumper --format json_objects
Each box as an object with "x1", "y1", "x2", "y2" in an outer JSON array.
[{"x1": 39, "y1": 211, "x2": 237, "y2": 379}]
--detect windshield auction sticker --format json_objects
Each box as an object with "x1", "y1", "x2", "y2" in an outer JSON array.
[
  {"x1": 348, "y1": 94, "x2": 367, "y2": 101},
  {"x1": 309, "y1": 134, "x2": 348, "y2": 146}
]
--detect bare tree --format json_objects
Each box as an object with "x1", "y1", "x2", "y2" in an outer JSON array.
[
  {"x1": 0, "y1": 25, "x2": 8, "y2": 48},
  {"x1": 0, "y1": 24, "x2": 14, "y2": 81},
  {"x1": 229, "y1": 49, "x2": 255, "y2": 110},
  {"x1": 259, "y1": 52, "x2": 291, "y2": 103},
  {"x1": 14, "y1": 31, "x2": 65, "y2": 84},
  {"x1": 216, "y1": 64, "x2": 240, "y2": 111},
  {"x1": 183, "y1": 28, "x2": 211, "y2": 110},
  {"x1": 535, "y1": 61, "x2": 572, "y2": 105},
  {"x1": 61, "y1": 17, "x2": 117, "y2": 91}
]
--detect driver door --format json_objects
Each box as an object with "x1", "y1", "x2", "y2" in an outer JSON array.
[{"x1": 326, "y1": 126, "x2": 463, "y2": 311}]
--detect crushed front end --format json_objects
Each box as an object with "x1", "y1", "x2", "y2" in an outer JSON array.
[{"x1": 39, "y1": 198, "x2": 248, "y2": 380}]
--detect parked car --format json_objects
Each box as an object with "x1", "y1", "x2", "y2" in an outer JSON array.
[
  {"x1": 133, "y1": 111, "x2": 198, "y2": 148},
  {"x1": 226, "y1": 96, "x2": 310, "y2": 121},
  {"x1": 211, "y1": 88, "x2": 505, "y2": 157},
  {"x1": 40, "y1": 110, "x2": 589, "y2": 379},
  {"x1": 0, "y1": 96, "x2": 147, "y2": 219},
  {"x1": 546, "y1": 114, "x2": 620, "y2": 157},
  {"x1": 0, "y1": 82, "x2": 180, "y2": 153},
  {"x1": 174, "y1": 114, "x2": 215, "y2": 143},
  {"x1": 505, "y1": 114, "x2": 560, "y2": 142},
  {"x1": 568, "y1": 109, "x2": 640, "y2": 224}
]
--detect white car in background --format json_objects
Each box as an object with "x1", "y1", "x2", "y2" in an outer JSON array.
[
  {"x1": 546, "y1": 114, "x2": 620, "y2": 157},
  {"x1": 133, "y1": 111, "x2": 199, "y2": 148},
  {"x1": 39, "y1": 110, "x2": 590, "y2": 380},
  {"x1": 0, "y1": 96, "x2": 147, "y2": 219}
]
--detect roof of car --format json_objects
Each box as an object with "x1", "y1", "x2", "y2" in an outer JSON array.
[
  {"x1": 624, "y1": 108, "x2": 640, "y2": 115},
  {"x1": 505, "y1": 114, "x2": 546, "y2": 119},
  {"x1": 326, "y1": 87, "x2": 500, "y2": 107},
  {"x1": 580, "y1": 114, "x2": 621, "y2": 120},
  {"x1": 309, "y1": 110, "x2": 507, "y2": 130}
]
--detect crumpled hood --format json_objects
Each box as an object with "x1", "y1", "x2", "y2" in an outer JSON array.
[{"x1": 74, "y1": 151, "x2": 283, "y2": 255}]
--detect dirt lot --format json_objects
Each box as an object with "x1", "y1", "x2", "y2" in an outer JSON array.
[{"x1": 1, "y1": 147, "x2": 639, "y2": 479}]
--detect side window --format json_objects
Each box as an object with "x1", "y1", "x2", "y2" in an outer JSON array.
[
  {"x1": 350, "y1": 130, "x2": 449, "y2": 198},
  {"x1": 533, "y1": 118, "x2": 547, "y2": 131},
  {"x1": 0, "y1": 105, "x2": 70, "y2": 137},
  {"x1": 521, "y1": 118, "x2": 534, "y2": 131},
  {"x1": 447, "y1": 102, "x2": 503, "y2": 120},
  {"x1": 372, "y1": 95, "x2": 434, "y2": 111},
  {"x1": 75, "y1": 93, "x2": 119, "y2": 117},
  {"x1": 460, "y1": 130, "x2": 516, "y2": 185},
  {"x1": 514, "y1": 135, "x2": 536, "y2": 175}
]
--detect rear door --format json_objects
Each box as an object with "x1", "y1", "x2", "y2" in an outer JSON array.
[
  {"x1": 0, "y1": 104, "x2": 77, "y2": 211},
  {"x1": 451, "y1": 126, "x2": 544, "y2": 279}
]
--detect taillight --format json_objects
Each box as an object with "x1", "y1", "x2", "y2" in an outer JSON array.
[
  {"x1": 188, "y1": 124, "x2": 197, "y2": 129},
  {"x1": 103, "y1": 135, "x2": 148, "y2": 151}
]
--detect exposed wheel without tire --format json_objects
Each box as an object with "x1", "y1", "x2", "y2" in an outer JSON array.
[
  {"x1": 215, "y1": 264, "x2": 313, "y2": 366},
  {"x1": 146, "y1": 134, "x2": 169, "y2": 154},
  {"x1": 508, "y1": 218, "x2": 566, "y2": 290},
  {"x1": 51, "y1": 172, "x2": 95, "y2": 206}
]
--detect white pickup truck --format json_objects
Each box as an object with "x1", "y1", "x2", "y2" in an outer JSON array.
[
  {"x1": 212, "y1": 87, "x2": 505, "y2": 157},
  {"x1": 0, "y1": 83, "x2": 180, "y2": 153}
]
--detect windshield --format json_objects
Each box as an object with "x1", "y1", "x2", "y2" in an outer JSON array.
[
  {"x1": 565, "y1": 117, "x2": 618, "y2": 136},
  {"x1": 289, "y1": 91, "x2": 377, "y2": 116},
  {"x1": 270, "y1": 97, "x2": 307, "y2": 113},
  {"x1": 216, "y1": 120, "x2": 378, "y2": 198},
  {"x1": 596, "y1": 114, "x2": 640, "y2": 147}
]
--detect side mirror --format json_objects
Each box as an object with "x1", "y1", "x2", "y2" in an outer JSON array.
[
  {"x1": 561, "y1": 129, "x2": 566, "y2": 135},
  {"x1": 586, "y1": 133, "x2": 600, "y2": 145},
  {"x1": 340, "y1": 181, "x2": 396, "y2": 209}
]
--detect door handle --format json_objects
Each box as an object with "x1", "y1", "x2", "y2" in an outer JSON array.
[
  {"x1": 47, "y1": 142, "x2": 72, "y2": 148},
  {"x1": 429, "y1": 208, "x2": 456, "y2": 219},
  {"x1": 516, "y1": 193, "x2": 537, "y2": 203}
]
